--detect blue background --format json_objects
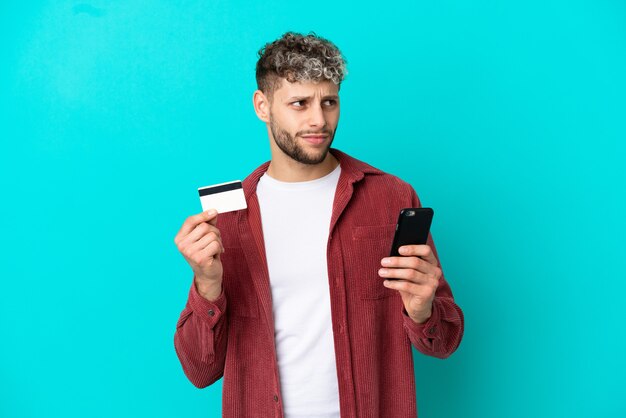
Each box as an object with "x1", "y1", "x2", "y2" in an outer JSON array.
[{"x1": 1, "y1": 1, "x2": 625, "y2": 417}]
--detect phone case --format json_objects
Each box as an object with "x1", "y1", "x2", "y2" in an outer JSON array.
[{"x1": 389, "y1": 208, "x2": 434, "y2": 257}]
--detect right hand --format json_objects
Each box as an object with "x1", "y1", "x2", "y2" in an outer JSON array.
[{"x1": 174, "y1": 209, "x2": 225, "y2": 299}]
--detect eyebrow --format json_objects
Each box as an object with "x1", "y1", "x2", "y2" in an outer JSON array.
[{"x1": 286, "y1": 95, "x2": 339, "y2": 102}]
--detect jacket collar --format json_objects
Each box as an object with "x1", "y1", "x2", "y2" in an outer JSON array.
[{"x1": 242, "y1": 148, "x2": 383, "y2": 198}]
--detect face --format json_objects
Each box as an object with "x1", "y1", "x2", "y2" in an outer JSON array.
[{"x1": 267, "y1": 79, "x2": 340, "y2": 165}]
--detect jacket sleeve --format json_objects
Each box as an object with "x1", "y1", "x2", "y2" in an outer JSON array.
[
  {"x1": 401, "y1": 187, "x2": 464, "y2": 359},
  {"x1": 174, "y1": 278, "x2": 229, "y2": 387}
]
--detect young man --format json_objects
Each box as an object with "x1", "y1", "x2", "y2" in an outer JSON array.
[{"x1": 174, "y1": 32, "x2": 464, "y2": 418}]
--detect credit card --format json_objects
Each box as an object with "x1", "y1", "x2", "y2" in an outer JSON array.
[{"x1": 198, "y1": 180, "x2": 247, "y2": 214}]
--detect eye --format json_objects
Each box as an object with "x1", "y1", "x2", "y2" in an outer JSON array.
[
  {"x1": 291, "y1": 100, "x2": 305, "y2": 108},
  {"x1": 323, "y1": 99, "x2": 337, "y2": 107}
]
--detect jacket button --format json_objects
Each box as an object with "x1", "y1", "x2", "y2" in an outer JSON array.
[
  {"x1": 428, "y1": 326, "x2": 436, "y2": 335},
  {"x1": 273, "y1": 394, "x2": 279, "y2": 402},
  {"x1": 208, "y1": 309, "x2": 215, "y2": 317}
]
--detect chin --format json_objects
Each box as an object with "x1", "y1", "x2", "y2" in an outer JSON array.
[{"x1": 305, "y1": 144, "x2": 332, "y2": 161}]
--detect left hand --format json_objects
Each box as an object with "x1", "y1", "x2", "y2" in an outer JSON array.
[{"x1": 379, "y1": 245, "x2": 442, "y2": 324}]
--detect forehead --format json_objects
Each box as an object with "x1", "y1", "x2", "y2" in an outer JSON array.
[{"x1": 273, "y1": 78, "x2": 339, "y2": 100}]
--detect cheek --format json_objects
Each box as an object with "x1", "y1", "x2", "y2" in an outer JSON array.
[
  {"x1": 272, "y1": 115, "x2": 298, "y2": 136},
  {"x1": 326, "y1": 120, "x2": 339, "y2": 134},
  {"x1": 285, "y1": 123, "x2": 301, "y2": 138},
  {"x1": 327, "y1": 109, "x2": 340, "y2": 126},
  {"x1": 286, "y1": 119, "x2": 307, "y2": 137}
]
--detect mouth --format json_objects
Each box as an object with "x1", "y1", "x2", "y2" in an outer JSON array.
[{"x1": 300, "y1": 134, "x2": 329, "y2": 145}]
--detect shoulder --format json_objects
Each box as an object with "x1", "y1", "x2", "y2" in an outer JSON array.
[
  {"x1": 361, "y1": 170, "x2": 417, "y2": 208},
  {"x1": 366, "y1": 169, "x2": 414, "y2": 192},
  {"x1": 336, "y1": 150, "x2": 416, "y2": 200}
]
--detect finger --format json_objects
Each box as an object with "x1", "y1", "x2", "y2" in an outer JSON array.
[
  {"x1": 398, "y1": 245, "x2": 438, "y2": 266},
  {"x1": 189, "y1": 241, "x2": 222, "y2": 265},
  {"x1": 381, "y1": 256, "x2": 440, "y2": 277},
  {"x1": 184, "y1": 222, "x2": 222, "y2": 244},
  {"x1": 199, "y1": 239, "x2": 223, "y2": 258},
  {"x1": 378, "y1": 267, "x2": 432, "y2": 284},
  {"x1": 382, "y1": 279, "x2": 426, "y2": 296},
  {"x1": 189, "y1": 231, "x2": 224, "y2": 254},
  {"x1": 383, "y1": 279, "x2": 437, "y2": 300},
  {"x1": 176, "y1": 209, "x2": 218, "y2": 241},
  {"x1": 178, "y1": 222, "x2": 222, "y2": 251},
  {"x1": 206, "y1": 210, "x2": 219, "y2": 226}
]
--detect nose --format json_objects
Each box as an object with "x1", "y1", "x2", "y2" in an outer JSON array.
[{"x1": 307, "y1": 103, "x2": 326, "y2": 128}]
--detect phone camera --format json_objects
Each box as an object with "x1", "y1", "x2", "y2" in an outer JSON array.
[{"x1": 406, "y1": 210, "x2": 416, "y2": 216}]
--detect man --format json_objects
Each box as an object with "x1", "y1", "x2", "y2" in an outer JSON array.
[{"x1": 174, "y1": 32, "x2": 464, "y2": 418}]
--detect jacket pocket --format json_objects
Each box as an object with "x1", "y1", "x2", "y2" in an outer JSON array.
[
  {"x1": 221, "y1": 247, "x2": 260, "y2": 317},
  {"x1": 351, "y1": 224, "x2": 397, "y2": 300}
]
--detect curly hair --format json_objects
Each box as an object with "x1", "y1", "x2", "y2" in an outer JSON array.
[{"x1": 255, "y1": 31, "x2": 347, "y2": 98}]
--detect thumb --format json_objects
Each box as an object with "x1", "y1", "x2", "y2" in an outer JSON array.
[{"x1": 205, "y1": 208, "x2": 219, "y2": 226}]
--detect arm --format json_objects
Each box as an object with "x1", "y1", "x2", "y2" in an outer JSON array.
[
  {"x1": 174, "y1": 280, "x2": 229, "y2": 387},
  {"x1": 173, "y1": 210, "x2": 229, "y2": 387},
  {"x1": 381, "y1": 188, "x2": 464, "y2": 358},
  {"x1": 400, "y1": 232, "x2": 464, "y2": 359}
]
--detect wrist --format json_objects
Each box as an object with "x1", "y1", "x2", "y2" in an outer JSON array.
[
  {"x1": 195, "y1": 278, "x2": 222, "y2": 302},
  {"x1": 409, "y1": 308, "x2": 432, "y2": 324}
]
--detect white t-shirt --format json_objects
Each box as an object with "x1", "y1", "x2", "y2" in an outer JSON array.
[{"x1": 256, "y1": 164, "x2": 342, "y2": 418}]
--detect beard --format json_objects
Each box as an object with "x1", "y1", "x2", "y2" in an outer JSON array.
[{"x1": 269, "y1": 115, "x2": 335, "y2": 165}]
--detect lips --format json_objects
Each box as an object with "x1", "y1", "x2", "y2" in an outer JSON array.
[{"x1": 301, "y1": 135, "x2": 328, "y2": 145}]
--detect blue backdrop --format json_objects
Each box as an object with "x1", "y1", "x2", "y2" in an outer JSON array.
[{"x1": 1, "y1": 1, "x2": 625, "y2": 417}]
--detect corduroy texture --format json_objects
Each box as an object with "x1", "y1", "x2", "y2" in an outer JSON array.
[{"x1": 174, "y1": 149, "x2": 464, "y2": 417}]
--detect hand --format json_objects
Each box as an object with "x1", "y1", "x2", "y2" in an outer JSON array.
[
  {"x1": 174, "y1": 209, "x2": 225, "y2": 300},
  {"x1": 378, "y1": 245, "x2": 442, "y2": 323}
]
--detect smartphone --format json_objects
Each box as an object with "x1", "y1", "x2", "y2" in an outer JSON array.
[{"x1": 389, "y1": 208, "x2": 434, "y2": 257}]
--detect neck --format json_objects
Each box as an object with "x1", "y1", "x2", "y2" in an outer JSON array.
[{"x1": 266, "y1": 151, "x2": 339, "y2": 182}]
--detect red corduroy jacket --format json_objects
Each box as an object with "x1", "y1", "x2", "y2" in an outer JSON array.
[{"x1": 174, "y1": 149, "x2": 464, "y2": 417}]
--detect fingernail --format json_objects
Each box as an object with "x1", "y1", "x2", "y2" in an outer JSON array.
[
  {"x1": 379, "y1": 268, "x2": 388, "y2": 276},
  {"x1": 381, "y1": 258, "x2": 391, "y2": 266},
  {"x1": 399, "y1": 247, "x2": 408, "y2": 255},
  {"x1": 383, "y1": 280, "x2": 390, "y2": 287},
  {"x1": 207, "y1": 209, "x2": 217, "y2": 216}
]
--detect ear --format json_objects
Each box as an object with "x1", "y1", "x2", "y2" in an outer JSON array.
[{"x1": 253, "y1": 90, "x2": 271, "y2": 123}]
